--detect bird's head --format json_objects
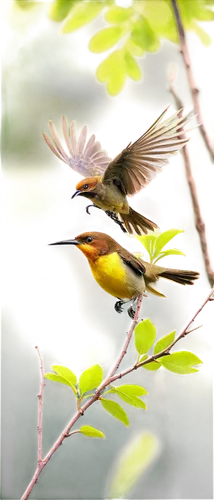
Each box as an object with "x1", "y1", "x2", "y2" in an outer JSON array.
[
  {"x1": 71, "y1": 177, "x2": 101, "y2": 200},
  {"x1": 50, "y1": 232, "x2": 117, "y2": 261}
]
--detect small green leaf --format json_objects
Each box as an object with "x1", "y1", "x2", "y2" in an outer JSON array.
[
  {"x1": 137, "y1": 233, "x2": 158, "y2": 260},
  {"x1": 159, "y1": 351, "x2": 203, "y2": 374},
  {"x1": 124, "y1": 50, "x2": 142, "y2": 81},
  {"x1": 139, "y1": 355, "x2": 161, "y2": 371},
  {"x1": 101, "y1": 399, "x2": 129, "y2": 426},
  {"x1": 191, "y1": 21, "x2": 212, "y2": 45},
  {"x1": 89, "y1": 26, "x2": 125, "y2": 53},
  {"x1": 135, "y1": 319, "x2": 156, "y2": 355},
  {"x1": 61, "y1": 1, "x2": 103, "y2": 33},
  {"x1": 154, "y1": 331, "x2": 176, "y2": 355},
  {"x1": 52, "y1": 365, "x2": 77, "y2": 386},
  {"x1": 105, "y1": 6, "x2": 133, "y2": 23},
  {"x1": 125, "y1": 38, "x2": 145, "y2": 57},
  {"x1": 153, "y1": 248, "x2": 185, "y2": 264},
  {"x1": 131, "y1": 17, "x2": 160, "y2": 52},
  {"x1": 49, "y1": 0, "x2": 75, "y2": 22},
  {"x1": 80, "y1": 425, "x2": 105, "y2": 438},
  {"x1": 105, "y1": 384, "x2": 148, "y2": 410},
  {"x1": 96, "y1": 50, "x2": 126, "y2": 96},
  {"x1": 79, "y1": 364, "x2": 103, "y2": 396},
  {"x1": 154, "y1": 229, "x2": 184, "y2": 257},
  {"x1": 44, "y1": 373, "x2": 77, "y2": 395},
  {"x1": 108, "y1": 432, "x2": 160, "y2": 498}
]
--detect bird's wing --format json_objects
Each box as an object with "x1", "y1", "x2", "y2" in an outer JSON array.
[
  {"x1": 102, "y1": 106, "x2": 195, "y2": 196},
  {"x1": 120, "y1": 249, "x2": 146, "y2": 276},
  {"x1": 43, "y1": 116, "x2": 111, "y2": 177}
]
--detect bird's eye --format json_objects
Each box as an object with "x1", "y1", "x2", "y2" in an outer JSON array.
[
  {"x1": 86, "y1": 236, "x2": 93, "y2": 243},
  {"x1": 83, "y1": 184, "x2": 88, "y2": 190}
]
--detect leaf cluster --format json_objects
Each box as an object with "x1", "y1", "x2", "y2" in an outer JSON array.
[{"x1": 136, "y1": 228, "x2": 185, "y2": 264}]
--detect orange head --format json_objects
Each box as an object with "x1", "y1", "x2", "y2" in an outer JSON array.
[
  {"x1": 50, "y1": 232, "x2": 118, "y2": 262},
  {"x1": 71, "y1": 177, "x2": 101, "y2": 200}
]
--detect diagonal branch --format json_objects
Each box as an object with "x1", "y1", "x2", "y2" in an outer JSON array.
[
  {"x1": 169, "y1": 77, "x2": 214, "y2": 287},
  {"x1": 170, "y1": 0, "x2": 214, "y2": 160}
]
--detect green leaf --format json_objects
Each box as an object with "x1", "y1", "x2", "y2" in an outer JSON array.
[
  {"x1": 131, "y1": 17, "x2": 160, "y2": 52},
  {"x1": 135, "y1": 319, "x2": 156, "y2": 355},
  {"x1": 159, "y1": 351, "x2": 203, "y2": 374},
  {"x1": 101, "y1": 399, "x2": 129, "y2": 426},
  {"x1": 153, "y1": 248, "x2": 185, "y2": 264},
  {"x1": 108, "y1": 432, "x2": 160, "y2": 498},
  {"x1": 61, "y1": 1, "x2": 103, "y2": 33},
  {"x1": 52, "y1": 364, "x2": 77, "y2": 386},
  {"x1": 49, "y1": 0, "x2": 75, "y2": 22},
  {"x1": 153, "y1": 229, "x2": 184, "y2": 257},
  {"x1": 124, "y1": 50, "x2": 142, "y2": 81},
  {"x1": 89, "y1": 26, "x2": 125, "y2": 53},
  {"x1": 44, "y1": 373, "x2": 77, "y2": 395},
  {"x1": 142, "y1": 0, "x2": 178, "y2": 43},
  {"x1": 80, "y1": 425, "x2": 105, "y2": 438},
  {"x1": 105, "y1": 6, "x2": 133, "y2": 23},
  {"x1": 15, "y1": 0, "x2": 37, "y2": 10},
  {"x1": 154, "y1": 331, "x2": 176, "y2": 355},
  {"x1": 105, "y1": 384, "x2": 148, "y2": 410},
  {"x1": 139, "y1": 355, "x2": 161, "y2": 371},
  {"x1": 191, "y1": 21, "x2": 212, "y2": 46},
  {"x1": 125, "y1": 38, "x2": 145, "y2": 57},
  {"x1": 137, "y1": 233, "x2": 158, "y2": 260},
  {"x1": 96, "y1": 50, "x2": 126, "y2": 96},
  {"x1": 79, "y1": 364, "x2": 103, "y2": 395}
]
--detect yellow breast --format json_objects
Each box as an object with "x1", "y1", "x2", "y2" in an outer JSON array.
[{"x1": 89, "y1": 252, "x2": 134, "y2": 299}]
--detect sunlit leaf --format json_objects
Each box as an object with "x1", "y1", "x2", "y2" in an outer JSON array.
[
  {"x1": 15, "y1": 0, "x2": 37, "y2": 10},
  {"x1": 139, "y1": 355, "x2": 161, "y2": 371},
  {"x1": 61, "y1": 1, "x2": 103, "y2": 33},
  {"x1": 44, "y1": 373, "x2": 77, "y2": 395},
  {"x1": 105, "y1": 5, "x2": 133, "y2": 23},
  {"x1": 80, "y1": 425, "x2": 105, "y2": 438},
  {"x1": 154, "y1": 331, "x2": 176, "y2": 355},
  {"x1": 124, "y1": 50, "x2": 142, "y2": 81},
  {"x1": 125, "y1": 38, "x2": 145, "y2": 57},
  {"x1": 154, "y1": 229, "x2": 184, "y2": 257},
  {"x1": 89, "y1": 26, "x2": 125, "y2": 53},
  {"x1": 108, "y1": 432, "x2": 160, "y2": 498},
  {"x1": 142, "y1": 0, "x2": 178, "y2": 43},
  {"x1": 137, "y1": 233, "x2": 159, "y2": 260},
  {"x1": 79, "y1": 364, "x2": 103, "y2": 395},
  {"x1": 131, "y1": 17, "x2": 160, "y2": 52},
  {"x1": 105, "y1": 384, "x2": 148, "y2": 410},
  {"x1": 153, "y1": 248, "x2": 185, "y2": 264},
  {"x1": 101, "y1": 399, "x2": 129, "y2": 426},
  {"x1": 191, "y1": 22, "x2": 212, "y2": 45},
  {"x1": 96, "y1": 50, "x2": 126, "y2": 96},
  {"x1": 52, "y1": 364, "x2": 77, "y2": 386},
  {"x1": 135, "y1": 319, "x2": 156, "y2": 355},
  {"x1": 159, "y1": 351, "x2": 203, "y2": 374},
  {"x1": 49, "y1": 0, "x2": 75, "y2": 22}
]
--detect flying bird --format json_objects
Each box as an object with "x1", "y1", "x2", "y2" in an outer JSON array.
[
  {"x1": 43, "y1": 107, "x2": 194, "y2": 234},
  {"x1": 50, "y1": 232, "x2": 199, "y2": 317}
]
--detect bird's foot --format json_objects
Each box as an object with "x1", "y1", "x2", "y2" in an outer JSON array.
[
  {"x1": 127, "y1": 304, "x2": 136, "y2": 319},
  {"x1": 114, "y1": 300, "x2": 124, "y2": 314},
  {"x1": 84, "y1": 203, "x2": 97, "y2": 215},
  {"x1": 105, "y1": 211, "x2": 127, "y2": 233}
]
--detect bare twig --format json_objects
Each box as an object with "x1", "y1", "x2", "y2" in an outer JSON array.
[
  {"x1": 34, "y1": 344, "x2": 45, "y2": 465},
  {"x1": 21, "y1": 295, "x2": 143, "y2": 500},
  {"x1": 171, "y1": 0, "x2": 214, "y2": 160},
  {"x1": 169, "y1": 76, "x2": 214, "y2": 287}
]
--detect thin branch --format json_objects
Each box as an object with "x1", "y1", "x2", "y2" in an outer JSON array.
[
  {"x1": 111, "y1": 286, "x2": 214, "y2": 378},
  {"x1": 169, "y1": 76, "x2": 214, "y2": 287},
  {"x1": 21, "y1": 288, "x2": 214, "y2": 499},
  {"x1": 170, "y1": 0, "x2": 214, "y2": 160},
  {"x1": 35, "y1": 346, "x2": 44, "y2": 465},
  {"x1": 21, "y1": 295, "x2": 143, "y2": 500}
]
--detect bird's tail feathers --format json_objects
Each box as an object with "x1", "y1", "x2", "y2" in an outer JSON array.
[
  {"x1": 120, "y1": 207, "x2": 158, "y2": 235},
  {"x1": 145, "y1": 283, "x2": 166, "y2": 298},
  {"x1": 160, "y1": 269, "x2": 200, "y2": 285}
]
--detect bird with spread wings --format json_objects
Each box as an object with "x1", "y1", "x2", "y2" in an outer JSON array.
[{"x1": 43, "y1": 106, "x2": 194, "y2": 234}]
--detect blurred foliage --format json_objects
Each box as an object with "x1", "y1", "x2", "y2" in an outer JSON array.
[{"x1": 137, "y1": 228, "x2": 185, "y2": 264}]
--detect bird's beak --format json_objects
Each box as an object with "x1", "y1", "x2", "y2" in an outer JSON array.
[
  {"x1": 44, "y1": 237, "x2": 80, "y2": 247},
  {"x1": 71, "y1": 190, "x2": 81, "y2": 199}
]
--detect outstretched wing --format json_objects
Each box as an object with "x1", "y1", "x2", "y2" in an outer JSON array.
[
  {"x1": 43, "y1": 116, "x2": 111, "y2": 177},
  {"x1": 102, "y1": 106, "x2": 195, "y2": 196}
]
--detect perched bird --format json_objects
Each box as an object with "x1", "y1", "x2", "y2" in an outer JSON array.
[
  {"x1": 50, "y1": 232, "x2": 199, "y2": 317},
  {"x1": 43, "y1": 106, "x2": 194, "y2": 235}
]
